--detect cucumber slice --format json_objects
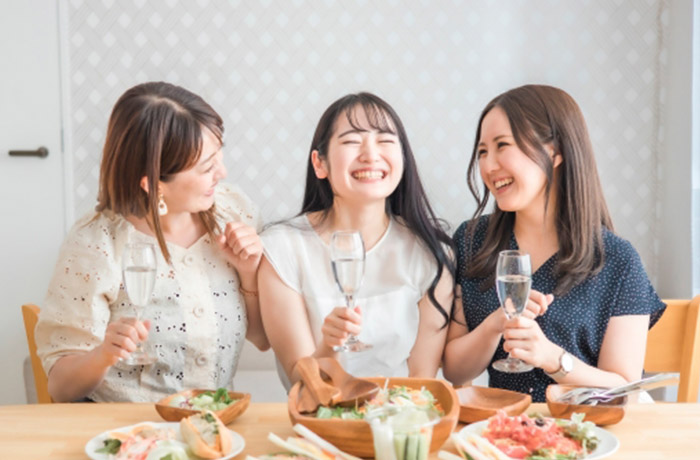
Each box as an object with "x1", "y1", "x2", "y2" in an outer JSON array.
[
  {"x1": 405, "y1": 432, "x2": 419, "y2": 460},
  {"x1": 393, "y1": 433, "x2": 407, "y2": 460}
]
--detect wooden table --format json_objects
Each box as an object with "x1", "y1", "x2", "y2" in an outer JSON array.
[{"x1": 0, "y1": 402, "x2": 698, "y2": 459}]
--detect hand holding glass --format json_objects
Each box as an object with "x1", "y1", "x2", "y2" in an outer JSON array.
[
  {"x1": 121, "y1": 242, "x2": 157, "y2": 365},
  {"x1": 492, "y1": 249, "x2": 533, "y2": 373},
  {"x1": 330, "y1": 231, "x2": 372, "y2": 352}
]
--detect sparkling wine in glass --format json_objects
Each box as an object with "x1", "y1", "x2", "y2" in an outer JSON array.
[
  {"x1": 492, "y1": 249, "x2": 534, "y2": 373},
  {"x1": 121, "y1": 242, "x2": 157, "y2": 365},
  {"x1": 330, "y1": 231, "x2": 372, "y2": 352}
]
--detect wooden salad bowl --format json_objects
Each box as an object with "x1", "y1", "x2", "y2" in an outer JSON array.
[
  {"x1": 456, "y1": 385, "x2": 531, "y2": 423},
  {"x1": 155, "y1": 389, "x2": 251, "y2": 425},
  {"x1": 546, "y1": 384, "x2": 627, "y2": 426},
  {"x1": 288, "y1": 377, "x2": 460, "y2": 457}
]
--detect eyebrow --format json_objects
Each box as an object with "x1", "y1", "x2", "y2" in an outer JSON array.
[
  {"x1": 478, "y1": 134, "x2": 512, "y2": 146},
  {"x1": 201, "y1": 143, "x2": 223, "y2": 164},
  {"x1": 337, "y1": 128, "x2": 397, "y2": 138}
]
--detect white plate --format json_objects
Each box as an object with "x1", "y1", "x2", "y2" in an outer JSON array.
[
  {"x1": 458, "y1": 420, "x2": 620, "y2": 460},
  {"x1": 85, "y1": 421, "x2": 245, "y2": 460}
]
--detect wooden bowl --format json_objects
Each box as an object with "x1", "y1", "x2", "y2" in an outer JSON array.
[
  {"x1": 546, "y1": 384, "x2": 627, "y2": 426},
  {"x1": 456, "y1": 386, "x2": 531, "y2": 423},
  {"x1": 155, "y1": 389, "x2": 251, "y2": 425},
  {"x1": 288, "y1": 377, "x2": 459, "y2": 458}
]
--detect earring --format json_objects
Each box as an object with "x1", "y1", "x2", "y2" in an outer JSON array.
[{"x1": 158, "y1": 193, "x2": 168, "y2": 216}]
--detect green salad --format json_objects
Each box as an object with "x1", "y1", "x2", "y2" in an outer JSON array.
[{"x1": 169, "y1": 387, "x2": 238, "y2": 411}]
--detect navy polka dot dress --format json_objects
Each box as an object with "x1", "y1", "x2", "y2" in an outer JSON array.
[{"x1": 454, "y1": 216, "x2": 666, "y2": 402}]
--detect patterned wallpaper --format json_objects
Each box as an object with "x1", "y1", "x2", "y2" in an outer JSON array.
[{"x1": 63, "y1": 0, "x2": 667, "y2": 280}]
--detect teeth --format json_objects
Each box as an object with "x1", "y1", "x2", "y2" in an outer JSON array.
[
  {"x1": 494, "y1": 178, "x2": 513, "y2": 189},
  {"x1": 352, "y1": 170, "x2": 385, "y2": 180}
]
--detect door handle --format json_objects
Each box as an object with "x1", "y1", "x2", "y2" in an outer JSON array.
[{"x1": 8, "y1": 146, "x2": 49, "y2": 158}]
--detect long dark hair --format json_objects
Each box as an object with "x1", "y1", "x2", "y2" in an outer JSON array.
[
  {"x1": 464, "y1": 85, "x2": 613, "y2": 296},
  {"x1": 96, "y1": 81, "x2": 224, "y2": 263},
  {"x1": 302, "y1": 92, "x2": 455, "y2": 325}
]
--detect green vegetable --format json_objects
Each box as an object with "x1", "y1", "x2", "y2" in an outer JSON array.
[{"x1": 95, "y1": 438, "x2": 121, "y2": 454}]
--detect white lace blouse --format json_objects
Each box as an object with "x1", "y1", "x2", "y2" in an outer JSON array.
[
  {"x1": 262, "y1": 215, "x2": 438, "y2": 389},
  {"x1": 35, "y1": 183, "x2": 261, "y2": 402}
]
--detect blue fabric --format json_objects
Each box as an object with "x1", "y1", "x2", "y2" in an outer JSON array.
[{"x1": 454, "y1": 215, "x2": 666, "y2": 402}]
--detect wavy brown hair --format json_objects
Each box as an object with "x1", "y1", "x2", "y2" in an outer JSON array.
[
  {"x1": 464, "y1": 85, "x2": 613, "y2": 295},
  {"x1": 96, "y1": 81, "x2": 223, "y2": 263}
]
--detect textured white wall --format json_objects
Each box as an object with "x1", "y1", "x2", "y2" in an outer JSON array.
[{"x1": 64, "y1": 0, "x2": 670, "y2": 287}]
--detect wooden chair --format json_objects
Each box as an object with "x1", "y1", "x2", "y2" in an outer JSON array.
[
  {"x1": 21, "y1": 304, "x2": 53, "y2": 403},
  {"x1": 644, "y1": 296, "x2": 700, "y2": 402}
]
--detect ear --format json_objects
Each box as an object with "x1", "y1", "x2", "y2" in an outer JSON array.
[
  {"x1": 552, "y1": 152, "x2": 563, "y2": 168},
  {"x1": 311, "y1": 150, "x2": 328, "y2": 179},
  {"x1": 139, "y1": 176, "x2": 150, "y2": 193}
]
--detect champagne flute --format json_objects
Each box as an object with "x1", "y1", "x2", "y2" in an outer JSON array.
[
  {"x1": 492, "y1": 249, "x2": 534, "y2": 373},
  {"x1": 121, "y1": 242, "x2": 157, "y2": 365},
  {"x1": 330, "y1": 231, "x2": 372, "y2": 352}
]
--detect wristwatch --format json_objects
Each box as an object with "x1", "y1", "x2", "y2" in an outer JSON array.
[{"x1": 546, "y1": 350, "x2": 573, "y2": 379}]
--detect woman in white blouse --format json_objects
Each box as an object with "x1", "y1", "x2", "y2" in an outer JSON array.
[
  {"x1": 259, "y1": 93, "x2": 454, "y2": 388},
  {"x1": 35, "y1": 82, "x2": 269, "y2": 402}
]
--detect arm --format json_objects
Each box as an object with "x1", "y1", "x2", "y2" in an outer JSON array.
[
  {"x1": 219, "y1": 221, "x2": 269, "y2": 351},
  {"x1": 504, "y1": 314, "x2": 649, "y2": 387},
  {"x1": 258, "y1": 256, "x2": 339, "y2": 384},
  {"x1": 443, "y1": 288, "x2": 552, "y2": 385},
  {"x1": 407, "y1": 266, "x2": 453, "y2": 377},
  {"x1": 47, "y1": 318, "x2": 148, "y2": 402}
]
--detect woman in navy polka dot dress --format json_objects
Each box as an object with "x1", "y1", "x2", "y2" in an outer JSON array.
[{"x1": 443, "y1": 85, "x2": 666, "y2": 402}]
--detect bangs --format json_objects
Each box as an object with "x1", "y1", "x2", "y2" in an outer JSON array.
[{"x1": 342, "y1": 102, "x2": 397, "y2": 135}]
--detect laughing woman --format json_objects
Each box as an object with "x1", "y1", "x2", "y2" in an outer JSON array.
[
  {"x1": 259, "y1": 93, "x2": 454, "y2": 388},
  {"x1": 35, "y1": 82, "x2": 268, "y2": 402},
  {"x1": 443, "y1": 85, "x2": 665, "y2": 402}
]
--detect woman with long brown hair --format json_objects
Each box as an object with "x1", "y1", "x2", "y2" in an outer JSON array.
[
  {"x1": 443, "y1": 85, "x2": 665, "y2": 402},
  {"x1": 36, "y1": 82, "x2": 268, "y2": 402}
]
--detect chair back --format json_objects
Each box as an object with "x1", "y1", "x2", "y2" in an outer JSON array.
[
  {"x1": 644, "y1": 296, "x2": 700, "y2": 402},
  {"x1": 21, "y1": 304, "x2": 52, "y2": 403}
]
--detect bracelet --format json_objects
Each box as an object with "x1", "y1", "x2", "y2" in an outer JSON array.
[{"x1": 239, "y1": 285, "x2": 259, "y2": 297}]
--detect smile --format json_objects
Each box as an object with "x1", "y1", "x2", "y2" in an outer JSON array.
[
  {"x1": 352, "y1": 170, "x2": 386, "y2": 180},
  {"x1": 494, "y1": 178, "x2": 513, "y2": 190}
]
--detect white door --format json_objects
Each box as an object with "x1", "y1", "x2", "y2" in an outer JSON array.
[{"x1": 0, "y1": 0, "x2": 65, "y2": 404}]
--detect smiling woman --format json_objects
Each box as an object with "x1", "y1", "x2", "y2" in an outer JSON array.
[
  {"x1": 443, "y1": 85, "x2": 666, "y2": 402},
  {"x1": 34, "y1": 82, "x2": 269, "y2": 403},
  {"x1": 258, "y1": 92, "x2": 455, "y2": 389}
]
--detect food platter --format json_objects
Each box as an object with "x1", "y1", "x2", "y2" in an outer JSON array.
[
  {"x1": 458, "y1": 420, "x2": 620, "y2": 460},
  {"x1": 84, "y1": 421, "x2": 245, "y2": 460}
]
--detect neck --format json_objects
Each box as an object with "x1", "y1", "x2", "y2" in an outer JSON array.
[
  {"x1": 512, "y1": 191, "x2": 559, "y2": 267},
  {"x1": 313, "y1": 199, "x2": 390, "y2": 250},
  {"x1": 126, "y1": 211, "x2": 204, "y2": 246}
]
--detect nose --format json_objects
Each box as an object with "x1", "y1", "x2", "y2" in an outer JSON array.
[
  {"x1": 215, "y1": 155, "x2": 227, "y2": 180},
  {"x1": 479, "y1": 149, "x2": 497, "y2": 174},
  {"x1": 359, "y1": 138, "x2": 380, "y2": 162}
]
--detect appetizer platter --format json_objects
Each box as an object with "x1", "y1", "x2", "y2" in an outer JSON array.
[
  {"x1": 450, "y1": 411, "x2": 619, "y2": 460},
  {"x1": 85, "y1": 411, "x2": 244, "y2": 460}
]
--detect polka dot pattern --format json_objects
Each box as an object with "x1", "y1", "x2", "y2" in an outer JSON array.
[{"x1": 453, "y1": 216, "x2": 666, "y2": 402}]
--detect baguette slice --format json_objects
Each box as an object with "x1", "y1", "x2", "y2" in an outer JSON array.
[{"x1": 180, "y1": 410, "x2": 232, "y2": 459}]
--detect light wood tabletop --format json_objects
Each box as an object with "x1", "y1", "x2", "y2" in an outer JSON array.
[{"x1": 0, "y1": 402, "x2": 698, "y2": 459}]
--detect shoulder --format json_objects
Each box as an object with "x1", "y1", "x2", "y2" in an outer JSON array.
[
  {"x1": 261, "y1": 215, "x2": 316, "y2": 251},
  {"x1": 601, "y1": 228, "x2": 642, "y2": 266},
  {"x1": 64, "y1": 210, "x2": 126, "y2": 249},
  {"x1": 453, "y1": 215, "x2": 489, "y2": 254},
  {"x1": 215, "y1": 183, "x2": 259, "y2": 227}
]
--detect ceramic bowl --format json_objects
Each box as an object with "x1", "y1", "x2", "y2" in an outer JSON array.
[
  {"x1": 288, "y1": 377, "x2": 460, "y2": 457},
  {"x1": 546, "y1": 384, "x2": 627, "y2": 426},
  {"x1": 155, "y1": 389, "x2": 250, "y2": 424},
  {"x1": 456, "y1": 385, "x2": 531, "y2": 423}
]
